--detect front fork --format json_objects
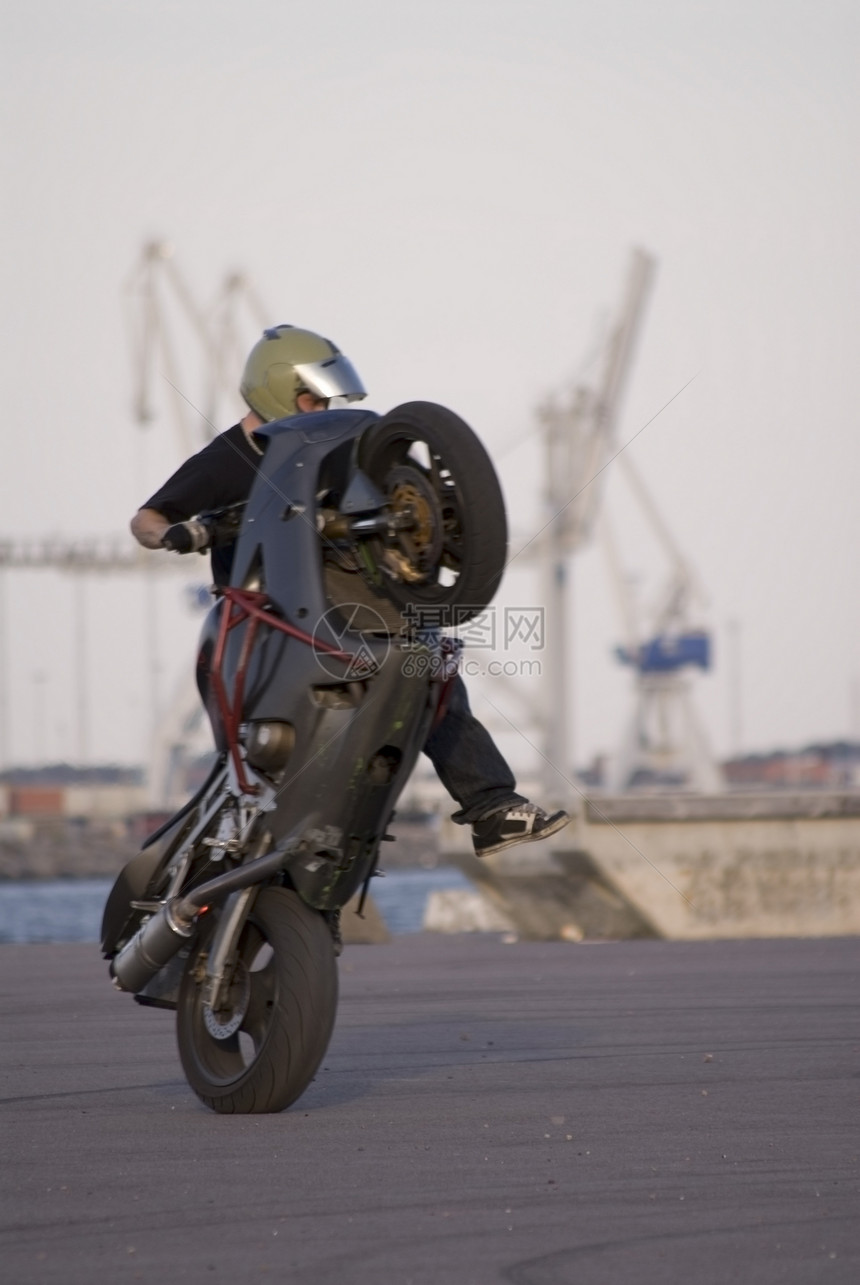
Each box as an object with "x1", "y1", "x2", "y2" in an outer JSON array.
[{"x1": 201, "y1": 885, "x2": 260, "y2": 1012}]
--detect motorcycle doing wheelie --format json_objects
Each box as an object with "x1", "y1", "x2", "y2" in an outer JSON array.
[{"x1": 101, "y1": 401, "x2": 508, "y2": 1114}]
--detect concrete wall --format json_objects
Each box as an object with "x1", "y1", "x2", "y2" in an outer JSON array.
[{"x1": 441, "y1": 793, "x2": 860, "y2": 940}]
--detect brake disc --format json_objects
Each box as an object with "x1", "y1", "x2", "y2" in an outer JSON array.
[
  {"x1": 383, "y1": 464, "x2": 444, "y2": 580},
  {"x1": 202, "y1": 963, "x2": 251, "y2": 1040}
]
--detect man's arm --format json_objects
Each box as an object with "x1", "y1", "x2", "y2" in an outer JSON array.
[
  {"x1": 131, "y1": 507, "x2": 170, "y2": 549},
  {"x1": 131, "y1": 506, "x2": 214, "y2": 554}
]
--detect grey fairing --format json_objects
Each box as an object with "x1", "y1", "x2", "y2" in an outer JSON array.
[{"x1": 201, "y1": 409, "x2": 442, "y2": 910}]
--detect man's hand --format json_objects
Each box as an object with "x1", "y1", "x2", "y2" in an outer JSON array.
[
  {"x1": 131, "y1": 508, "x2": 210, "y2": 554},
  {"x1": 161, "y1": 520, "x2": 212, "y2": 554},
  {"x1": 130, "y1": 507, "x2": 170, "y2": 549}
]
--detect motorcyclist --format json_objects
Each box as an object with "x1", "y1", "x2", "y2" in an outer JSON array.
[{"x1": 131, "y1": 325, "x2": 570, "y2": 858}]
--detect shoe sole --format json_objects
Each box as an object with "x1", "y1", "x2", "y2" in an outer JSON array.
[{"x1": 475, "y1": 811, "x2": 571, "y2": 858}]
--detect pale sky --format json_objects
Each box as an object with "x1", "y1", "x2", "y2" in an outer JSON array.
[{"x1": 1, "y1": 0, "x2": 858, "y2": 779}]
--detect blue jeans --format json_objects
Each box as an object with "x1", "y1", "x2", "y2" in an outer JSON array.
[{"x1": 422, "y1": 675, "x2": 526, "y2": 824}]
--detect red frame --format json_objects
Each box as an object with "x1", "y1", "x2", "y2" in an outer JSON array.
[{"x1": 208, "y1": 588, "x2": 360, "y2": 795}]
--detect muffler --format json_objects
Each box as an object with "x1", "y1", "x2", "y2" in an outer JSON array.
[
  {"x1": 110, "y1": 837, "x2": 292, "y2": 994},
  {"x1": 110, "y1": 900, "x2": 195, "y2": 994}
]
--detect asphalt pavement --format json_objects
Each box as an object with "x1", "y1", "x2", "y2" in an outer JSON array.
[{"x1": 1, "y1": 933, "x2": 858, "y2": 1284}]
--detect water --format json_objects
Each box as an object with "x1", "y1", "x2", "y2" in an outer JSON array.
[
  {"x1": 0, "y1": 867, "x2": 472, "y2": 944},
  {"x1": 371, "y1": 867, "x2": 471, "y2": 933}
]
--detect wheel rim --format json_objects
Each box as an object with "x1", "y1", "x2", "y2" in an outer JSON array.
[
  {"x1": 185, "y1": 921, "x2": 279, "y2": 1086},
  {"x1": 381, "y1": 463, "x2": 445, "y2": 582},
  {"x1": 365, "y1": 434, "x2": 467, "y2": 602}
]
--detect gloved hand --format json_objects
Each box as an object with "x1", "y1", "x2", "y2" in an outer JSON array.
[{"x1": 161, "y1": 520, "x2": 212, "y2": 554}]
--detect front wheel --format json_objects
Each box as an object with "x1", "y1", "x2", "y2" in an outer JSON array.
[{"x1": 176, "y1": 887, "x2": 338, "y2": 1114}]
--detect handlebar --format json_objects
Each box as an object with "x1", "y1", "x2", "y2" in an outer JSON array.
[{"x1": 161, "y1": 503, "x2": 247, "y2": 555}]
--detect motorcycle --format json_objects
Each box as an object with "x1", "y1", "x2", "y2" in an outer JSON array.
[{"x1": 101, "y1": 401, "x2": 508, "y2": 1114}]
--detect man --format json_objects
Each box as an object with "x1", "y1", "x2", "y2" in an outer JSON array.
[{"x1": 132, "y1": 325, "x2": 569, "y2": 857}]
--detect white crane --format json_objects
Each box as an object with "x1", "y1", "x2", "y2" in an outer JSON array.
[
  {"x1": 533, "y1": 248, "x2": 655, "y2": 791},
  {"x1": 510, "y1": 247, "x2": 718, "y2": 796},
  {"x1": 123, "y1": 241, "x2": 270, "y2": 806},
  {"x1": 123, "y1": 240, "x2": 268, "y2": 451},
  {"x1": 0, "y1": 245, "x2": 269, "y2": 788}
]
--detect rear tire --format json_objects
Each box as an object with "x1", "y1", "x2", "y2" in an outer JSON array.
[
  {"x1": 358, "y1": 401, "x2": 507, "y2": 624},
  {"x1": 176, "y1": 887, "x2": 338, "y2": 1114}
]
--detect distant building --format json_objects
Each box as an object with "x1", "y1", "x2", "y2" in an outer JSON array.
[
  {"x1": 0, "y1": 764, "x2": 144, "y2": 787},
  {"x1": 0, "y1": 764, "x2": 147, "y2": 821},
  {"x1": 722, "y1": 741, "x2": 860, "y2": 791}
]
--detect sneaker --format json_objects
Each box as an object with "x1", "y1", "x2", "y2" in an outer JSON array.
[{"x1": 472, "y1": 802, "x2": 570, "y2": 858}]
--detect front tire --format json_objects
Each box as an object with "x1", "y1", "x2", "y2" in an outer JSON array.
[{"x1": 176, "y1": 887, "x2": 338, "y2": 1114}]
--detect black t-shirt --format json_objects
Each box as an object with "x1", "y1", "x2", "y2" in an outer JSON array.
[{"x1": 142, "y1": 425, "x2": 263, "y2": 585}]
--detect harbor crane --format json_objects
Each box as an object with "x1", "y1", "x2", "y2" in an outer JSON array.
[
  {"x1": 123, "y1": 241, "x2": 269, "y2": 805},
  {"x1": 124, "y1": 240, "x2": 267, "y2": 453},
  {"x1": 534, "y1": 247, "x2": 655, "y2": 791},
  {"x1": 0, "y1": 244, "x2": 267, "y2": 785},
  {"x1": 602, "y1": 452, "x2": 722, "y2": 791},
  {"x1": 530, "y1": 247, "x2": 719, "y2": 793}
]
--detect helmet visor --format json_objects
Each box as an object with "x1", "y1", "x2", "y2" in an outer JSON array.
[{"x1": 293, "y1": 354, "x2": 367, "y2": 403}]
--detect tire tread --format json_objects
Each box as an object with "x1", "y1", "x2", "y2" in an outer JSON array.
[{"x1": 176, "y1": 888, "x2": 338, "y2": 1114}]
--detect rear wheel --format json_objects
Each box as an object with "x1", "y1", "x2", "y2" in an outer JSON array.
[
  {"x1": 176, "y1": 887, "x2": 338, "y2": 1114},
  {"x1": 358, "y1": 401, "x2": 507, "y2": 624}
]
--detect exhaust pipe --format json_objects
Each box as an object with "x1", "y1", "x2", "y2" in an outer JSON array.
[
  {"x1": 110, "y1": 899, "x2": 195, "y2": 994},
  {"x1": 110, "y1": 839, "x2": 292, "y2": 994}
]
